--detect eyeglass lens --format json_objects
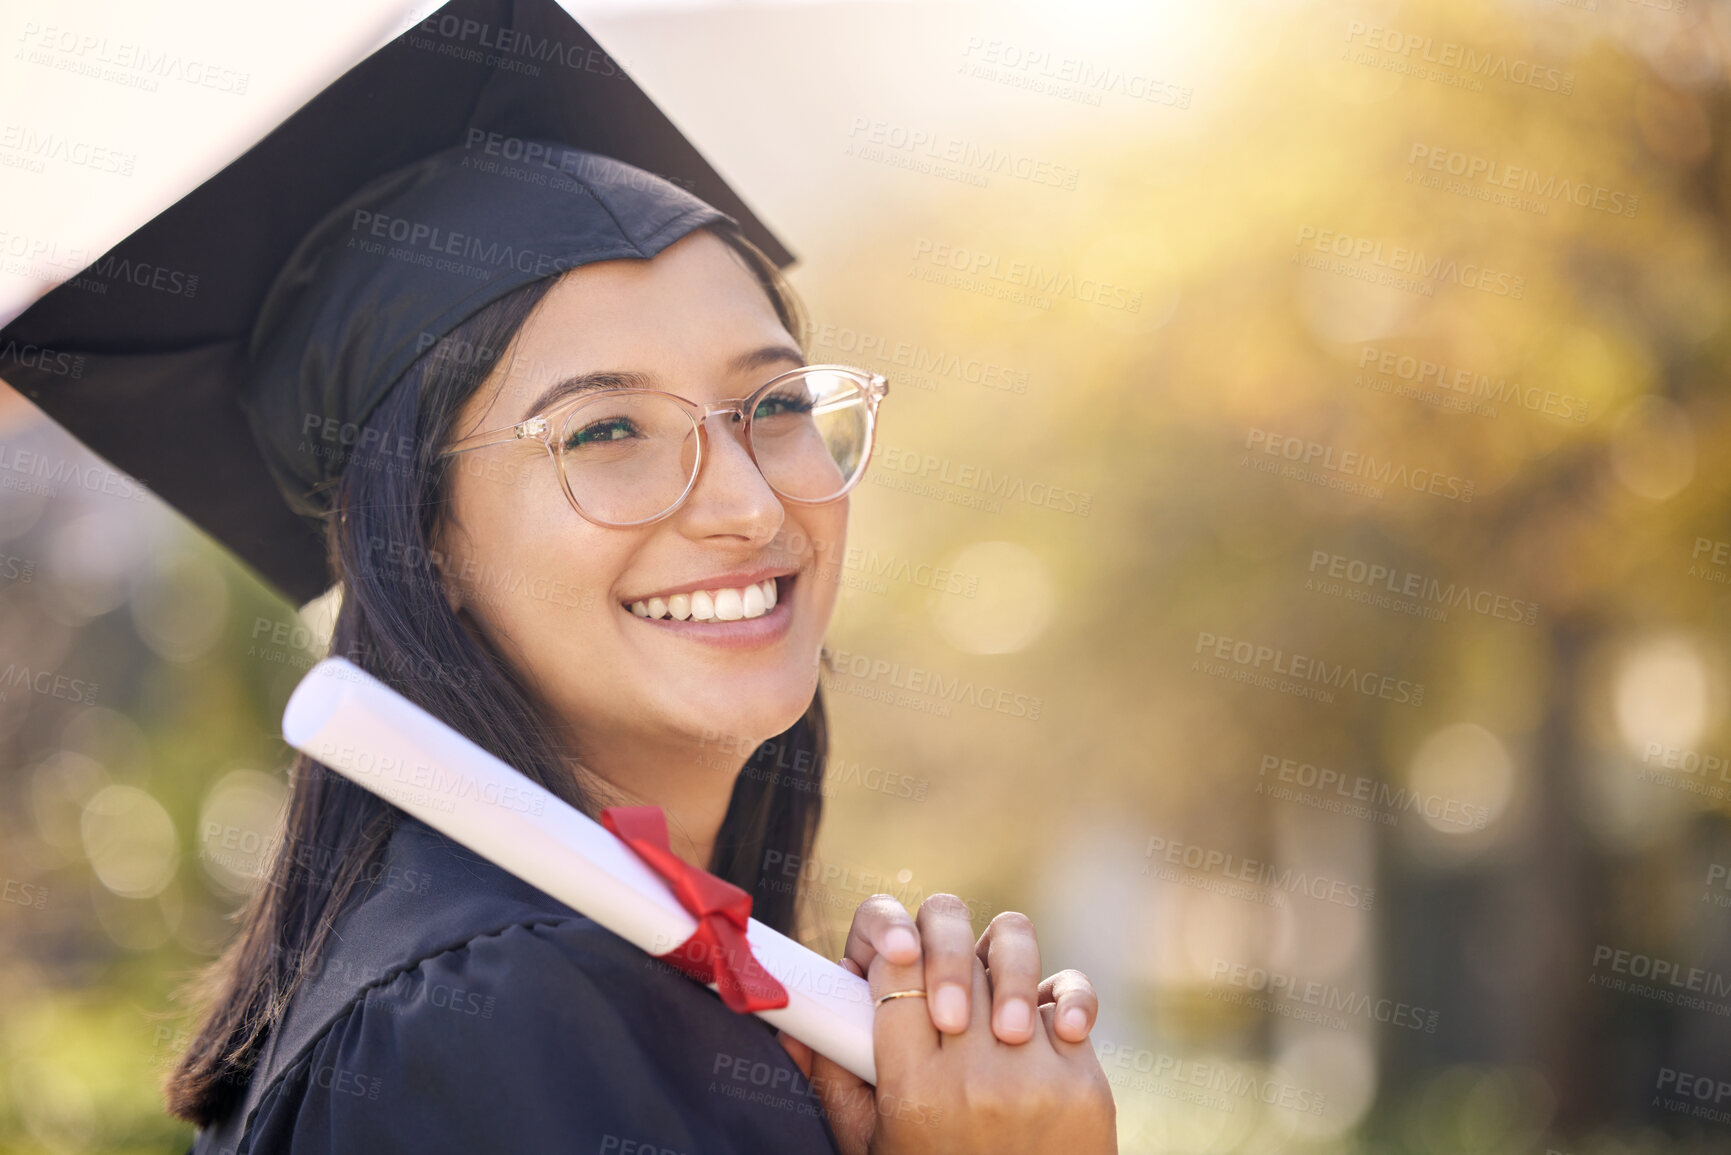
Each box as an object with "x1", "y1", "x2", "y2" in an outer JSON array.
[{"x1": 555, "y1": 368, "x2": 872, "y2": 523}]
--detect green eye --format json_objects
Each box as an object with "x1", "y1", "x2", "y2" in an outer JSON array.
[
  {"x1": 753, "y1": 391, "x2": 815, "y2": 420},
  {"x1": 566, "y1": 418, "x2": 638, "y2": 449}
]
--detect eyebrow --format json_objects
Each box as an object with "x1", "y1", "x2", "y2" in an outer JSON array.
[{"x1": 518, "y1": 344, "x2": 806, "y2": 422}]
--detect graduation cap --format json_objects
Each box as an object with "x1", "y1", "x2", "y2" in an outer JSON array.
[{"x1": 0, "y1": 0, "x2": 794, "y2": 608}]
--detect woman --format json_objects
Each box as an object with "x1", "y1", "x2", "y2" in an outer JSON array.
[{"x1": 166, "y1": 142, "x2": 1116, "y2": 1154}]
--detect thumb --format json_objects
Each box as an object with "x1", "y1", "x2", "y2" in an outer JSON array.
[
  {"x1": 795, "y1": 956, "x2": 878, "y2": 1155},
  {"x1": 777, "y1": 1029, "x2": 815, "y2": 1079},
  {"x1": 807, "y1": 1042, "x2": 876, "y2": 1155}
]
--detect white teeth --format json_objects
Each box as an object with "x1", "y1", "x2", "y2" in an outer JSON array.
[{"x1": 627, "y1": 577, "x2": 783, "y2": 622}]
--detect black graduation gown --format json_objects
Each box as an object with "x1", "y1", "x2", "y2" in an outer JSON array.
[{"x1": 191, "y1": 815, "x2": 844, "y2": 1155}]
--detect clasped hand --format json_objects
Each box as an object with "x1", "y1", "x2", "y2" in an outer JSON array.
[{"x1": 777, "y1": 894, "x2": 1117, "y2": 1155}]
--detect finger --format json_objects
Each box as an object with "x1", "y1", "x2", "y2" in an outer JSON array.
[
  {"x1": 777, "y1": 1029, "x2": 815, "y2": 1079},
  {"x1": 1037, "y1": 968, "x2": 1099, "y2": 1044},
  {"x1": 842, "y1": 894, "x2": 922, "y2": 980},
  {"x1": 1034, "y1": 1001, "x2": 1093, "y2": 1065},
  {"x1": 799, "y1": 982, "x2": 877, "y2": 1155},
  {"x1": 976, "y1": 911, "x2": 1042, "y2": 1045},
  {"x1": 868, "y1": 932, "x2": 939, "y2": 1074},
  {"x1": 955, "y1": 950, "x2": 1015, "y2": 1053},
  {"x1": 915, "y1": 893, "x2": 979, "y2": 1035}
]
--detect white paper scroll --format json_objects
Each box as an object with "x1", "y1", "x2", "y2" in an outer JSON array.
[{"x1": 282, "y1": 656, "x2": 877, "y2": 1084}]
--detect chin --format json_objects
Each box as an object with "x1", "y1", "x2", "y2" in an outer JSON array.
[{"x1": 675, "y1": 669, "x2": 819, "y2": 751}]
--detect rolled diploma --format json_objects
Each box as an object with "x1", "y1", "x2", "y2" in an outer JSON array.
[{"x1": 283, "y1": 656, "x2": 878, "y2": 1085}]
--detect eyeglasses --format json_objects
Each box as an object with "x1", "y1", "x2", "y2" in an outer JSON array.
[{"x1": 440, "y1": 363, "x2": 890, "y2": 527}]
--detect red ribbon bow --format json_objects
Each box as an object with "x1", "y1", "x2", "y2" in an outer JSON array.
[{"x1": 599, "y1": 805, "x2": 789, "y2": 1014}]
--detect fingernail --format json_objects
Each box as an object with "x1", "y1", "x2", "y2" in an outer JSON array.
[
  {"x1": 933, "y1": 984, "x2": 969, "y2": 1031},
  {"x1": 1061, "y1": 1006, "x2": 1087, "y2": 1036},
  {"x1": 884, "y1": 926, "x2": 918, "y2": 959},
  {"x1": 997, "y1": 998, "x2": 1031, "y2": 1035}
]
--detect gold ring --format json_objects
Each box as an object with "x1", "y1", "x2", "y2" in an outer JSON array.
[{"x1": 875, "y1": 988, "x2": 928, "y2": 1008}]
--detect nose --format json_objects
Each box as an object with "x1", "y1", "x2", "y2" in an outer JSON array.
[{"x1": 674, "y1": 409, "x2": 784, "y2": 542}]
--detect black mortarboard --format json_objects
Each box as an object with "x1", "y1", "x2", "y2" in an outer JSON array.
[{"x1": 0, "y1": 0, "x2": 793, "y2": 608}]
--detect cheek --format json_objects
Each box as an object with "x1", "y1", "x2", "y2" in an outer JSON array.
[
  {"x1": 797, "y1": 503, "x2": 850, "y2": 603},
  {"x1": 446, "y1": 463, "x2": 620, "y2": 632}
]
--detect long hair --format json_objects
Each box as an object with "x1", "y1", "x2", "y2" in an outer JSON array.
[{"x1": 164, "y1": 222, "x2": 829, "y2": 1125}]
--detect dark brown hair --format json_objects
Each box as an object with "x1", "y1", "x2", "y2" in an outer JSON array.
[{"x1": 164, "y1": 223, "x2": 830, "y2": 1125}]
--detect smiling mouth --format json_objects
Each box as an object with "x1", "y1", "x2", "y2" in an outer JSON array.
[{"x1": 625, "y1": 576, "x2": 787, "y2": 623}]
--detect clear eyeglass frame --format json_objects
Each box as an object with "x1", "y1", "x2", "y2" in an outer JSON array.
[{"x1": 438, "y1": 362, "x2": 891, "y2": 528}]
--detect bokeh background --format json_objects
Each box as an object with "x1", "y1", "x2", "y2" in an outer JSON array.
[{"x1": 5, "y1": 0, "x2": 1731, "y2": 1151}]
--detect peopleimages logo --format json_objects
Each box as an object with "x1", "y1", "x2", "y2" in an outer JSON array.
[
  {"x1": 959, "y1": 36, "x2": 1194, "y2": 108},
  {"x1": 1193, "y1": 629, "x2": 1426, "y2": 707},
  {"x1": 313, "y1": 740, "x2": 547, "y2": 818},
  {"x1": 1343, "y1": 21, "x2": 1575, "y2": 95},
  {"x1": 1405, "y1": 143, "x2": 1636, "y2": 218},
  {"x1": 14, "y1": 21, "x2": 251, "y2": 94},
  {"x1": 410, "y1": 14, "x2": 629, "y2": 79},
  {"x1": 1356, "y1": 346, "x2": 1588, "y2": 423},
  {"x1": 1307, "y1": 549, "x2": 1539, "y2": 627},
  {"x1": 1209, "y1": 959, "x2": 1440, "y2": 1033},
  {"x1": 0, "y1": 664, "x2": 99, "y2": 705},
  {"x1": 1143, "y1": 834, "x2": 1375, "y2": 909},
  {"x1": 348, "y1": 209, "x2": 594, "y2": 280},
  {"x1": 1654, "y1": 1068, "x2": 1731, "y2": 1126},
  {"x1": 1258, "y1": 753, "x2": 1492, "y2": 830},
  {"x1": 1094, "y1": 1041, "x2": 1328, "y2": 1115},
  {"x1": 874, "y1": 444, "x2": 1092, "y2": 516},
  {"x1": 910, "y1": 239, "x2": 1143, "y2": 312},
  {"x1": 1294, "y1": 226, "x2": 1526, "y2": 299},
  {"x1": 0, "y1": 125, "x2": 136, "y2": 175},
  {"x1": 847, "y1": 117, "x2": 1079, "y2": 189},
  {"x1": 1246, "y1": 428, "x2": 1475, "y2": 504},
  {"x1": 75, "y1": 250, "x2": 198, "y2": 297},
  {"x1": 1590, "y1": 944, "x2": 1731, "y2": 1012},
  {"x1": 0, "y1": 338, "x2": 85, "y2": 379},
  {"x1": 1, "y1": 878, "x2": 47, "y2": 911},
  {"x1": 804, "y1": 322, "x2": 1030, "y2": 394},
  {"x1": 822, "y1": 646, "x2": 1044, "y2": 720}
]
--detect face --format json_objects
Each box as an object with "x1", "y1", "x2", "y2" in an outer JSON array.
[{"x1": 434, "y1": 229, "x2": 847, "y2": 780}]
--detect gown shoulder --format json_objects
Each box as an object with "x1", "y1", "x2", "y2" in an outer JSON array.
[{"x1": 192, "y1": 817, "x2": 841, "y2": 1155}]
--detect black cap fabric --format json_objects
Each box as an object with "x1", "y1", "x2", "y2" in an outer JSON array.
[
  {"x1": 0, "y1": 0, "x2": 792, "y2": 607},
  {"x1": 242, "y1": 142, "x2": 731, "y2": 526}
]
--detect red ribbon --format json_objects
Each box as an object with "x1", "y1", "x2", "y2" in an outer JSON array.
[{"x1": 599, "y1": 805, "x2": 789, "y2": 1014}]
